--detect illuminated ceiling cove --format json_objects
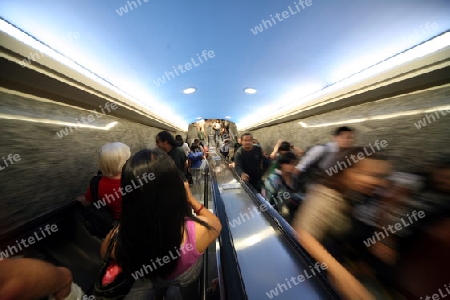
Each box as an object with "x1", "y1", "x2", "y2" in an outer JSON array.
[{"x1": 1, "y1": 0, "x2": 449, "y2": 130}]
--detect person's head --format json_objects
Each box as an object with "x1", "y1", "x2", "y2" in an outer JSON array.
[
  {"x1": 98, "y1": 142, "x2": 131, "y2": 177},
  {"x1": 278, "y1": 151, "x2": 297, "y2": 174},
  {"x1": 237, "y1": 138, "x2": 241, "y2": 144},
  {"x1": 241, "y1": 133, "x2": 253, "y2": 150},
  {"x1": 156, "y1": 131, "x2": 176, "y2": 152},
  {"x1": 190, "y1": 143, "x2": 199, "y2": 152},
  {"x1": 174, "y1": 135, "x2": 184, "y2": 147},
  {"x1": 278, "y1": 141, "x2": 291, "y2": 156},
  {"x1": 115, "y1": 148, "x2": 207, "y2": 278},
  {"x1": 322, "y1": 147, "x2": 391, "y2": 196},
  {"x1": 333, "y1": 126, "x2": 355, "y2": 149},
  {"x1": 194, "y1": 139, "x2": 199, "y2": 144}
]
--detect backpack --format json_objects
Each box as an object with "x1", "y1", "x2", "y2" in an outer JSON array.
[{"x1": 82, "y1": 173, "x2": 116, "y2": 239}]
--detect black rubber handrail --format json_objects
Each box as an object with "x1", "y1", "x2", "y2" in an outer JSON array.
[
  {"x1": 200, "y1": 164, "x2": 209, "y2": 300},
  {"x1": 0, "y1": 200, "x2": 81, "y2": 249},
  {"x1": 209, "y1": 171, "x2": 248, "y2": 300}
]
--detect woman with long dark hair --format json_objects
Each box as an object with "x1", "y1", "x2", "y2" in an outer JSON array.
[{"x1": 100, "y1": 148, "x2": 221, "y2": 298}]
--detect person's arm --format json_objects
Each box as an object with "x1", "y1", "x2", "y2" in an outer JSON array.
[
  {"x1": 100, "y1": 225, "x2": 120, "y2": 260},
  {"x1": 270, "y1": 140, "x2": 283, "y2": 160},
  {"x1": 296, "y1": 230, "x2": 375, "y2": 300},
  {"x1": 184, "y1": 182, "x2": 222, "y2": 253},
  {"x1": 181, "y1": 151, "x2": 188, "y2": 172},
  {"x1": 292, "y1": 190, "x2": 374, "y2": 300},
  {"x1": 76, "y1": 195, "x2": 91, "y2": 207},
  {"x1": 291, "y1": 145, "x2": 304, "y2": 157},
  {"x1": 0, "y1": 258, "x2": 74, "y2": 300},
  {"x1": 234, "y1": 149, "x2": 248, "y2": 181},
  {"x1": 294, "y1": 145, "x2": 325, "y2": 176},
  {"x1": 76, "y1": 185, "x2": 93, "y2": 207}
]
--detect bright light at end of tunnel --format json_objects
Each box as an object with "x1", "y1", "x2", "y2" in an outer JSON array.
[
  {"x1": 244, "y1": 88, "x2": 257, "y2": 94},
  {"x1": 183, "y1": 87, "x2": 197, "y2": 94},
  {"x1": 225, "y1": 116, "x2": 231, "y2": 119}
]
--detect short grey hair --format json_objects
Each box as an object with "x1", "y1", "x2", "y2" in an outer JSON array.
[{"x1": 98, "y1": 142, "x2": 131, "y2": 177}]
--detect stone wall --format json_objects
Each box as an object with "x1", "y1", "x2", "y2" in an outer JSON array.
[
  {"x1": 248, "y1": 85, "x2": 450, "y2": 172},
  {"x1": 0, "y1": 90, "x2": 185, "y2": 235}
]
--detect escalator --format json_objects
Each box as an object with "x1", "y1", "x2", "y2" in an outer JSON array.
[
  {"x1": 206, "y1": 147, "x2": 339, "y2": 299},
  {"x1": 0, "y1": 146, "x2": 339, "y2": 299}
]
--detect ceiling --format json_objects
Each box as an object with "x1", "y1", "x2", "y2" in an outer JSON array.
[{"x1": 1, "y1": 0, "x2": 449, "y2": 130}]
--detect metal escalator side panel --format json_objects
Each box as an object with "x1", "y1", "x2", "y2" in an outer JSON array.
[
  {"x1": 210, "y1": 174, "x2": 248, "y2": 300},
  {"x1": 210, "y1": 156, "x2": 340, "y2": 300}
]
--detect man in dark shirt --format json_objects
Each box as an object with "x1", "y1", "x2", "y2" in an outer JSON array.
[
  {"x1": 156, "y1": 131, "x2": 187, "y2": 177},
  {"x1": 234, "y1": 133, "x2": 263, "y2": 192}
]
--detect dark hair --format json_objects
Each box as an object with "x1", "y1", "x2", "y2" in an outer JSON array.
[
  {"x1": 190, "y1": 143, "x2": 199, "y2": 151},
  {"x1": 157, "y1": 131, "x2": 177, "y2": 147},
  {"x1": 278, "y1": 151, "x2": 296, "y2": 165},
  {"x1": 114, "y1": 148, "x2": 211, "y2": 278},
  {"x1": 194, "y1": 139, "x2": 199, "y2": 143},
  {"x1": 174, "y1": 135, "x2": 184, "y2": 147},
  {"x1": 334, "y1": 126, "x2": 354, "y2": 136},
  {"x1": 278, "y1": 141, "x2": 291, "y2": 152},
  {"x1": 241, "y1": 132, "x2": 252, "y2": 140}
]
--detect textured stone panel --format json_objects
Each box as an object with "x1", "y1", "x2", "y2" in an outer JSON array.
[
  {"x1": 0, "y1": 91, "x2": 184, "y2": 235},
  {"x1": 247, "y1": 85, "x2": 450, "y2": 172}
]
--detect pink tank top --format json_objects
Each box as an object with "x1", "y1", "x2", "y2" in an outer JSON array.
[{"x1": 168, "y1": 219, "x2": 203, "y2": 278}]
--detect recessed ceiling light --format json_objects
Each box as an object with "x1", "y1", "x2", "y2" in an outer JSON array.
[
  {"x1": 196, "y1": 116, "x2": 203, "y2": 119},
  {"x1": 183, "y1": 87, "x2": 196, "y2": 94},
  {"x1": 244, "y1": 88, "x2": 257, "y2": 94},
  {"x1": 225, "y1": 116, "x2": 231, "y2": 119}
]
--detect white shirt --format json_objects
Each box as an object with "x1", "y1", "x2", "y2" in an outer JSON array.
[
  {"x1": 182, "y1": 143, "x2": 190, "y2": 155},
  {"x1": 220, "y1": 144, "x2": 230, "y2": 152},
  {"x1": 295, "y1": 141, "x2": 338, "y2": 172}
]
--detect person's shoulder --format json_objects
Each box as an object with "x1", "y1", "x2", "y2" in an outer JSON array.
[
  {"x1": 254, "y1": 145, "x2": 263, "y2": 153},
  {"x1": 177, "y1": 146, "x2": 187, "y2": 155},
  {"x1": 268, "y1": 171, "x2": 281, "y2": 181}
]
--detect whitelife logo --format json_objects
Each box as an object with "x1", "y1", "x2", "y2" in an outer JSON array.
[
  {"x1": 363, "y1": 210, "x2": 425, "y2": 247},
  {"x1": 0, "y1": 224, "x2": 59, "y2": 260}
]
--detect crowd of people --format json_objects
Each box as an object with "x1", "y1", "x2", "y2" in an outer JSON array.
[
  {"x1": 2, "y1": 126, "x2": 448, "y2": 299},
  {"x1": 194, "y1": 119, "x2": 234, "y2": 145},
  {"x1": 0, "y1": 131, "x2": 221, "y2": 300},
  {"x1": 231, "y1": 126, "x2": 450, "y2": 299}
]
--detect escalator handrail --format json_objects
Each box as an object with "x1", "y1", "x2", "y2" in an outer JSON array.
[
  {"x1": 207, "y1": 155, "x2": 249, "y2": 300},
  {"x1": 222, "y1": 154, "x2": 341, "y2": 299}
]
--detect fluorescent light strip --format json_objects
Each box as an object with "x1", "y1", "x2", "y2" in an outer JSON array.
[
  {"x1": 298, "y1": 105, "x2": 450, "y2": 128},
  {"x1": 0, "y1": 19, "x2": 187, "y2": 130},
  {"x1": 0, "y1": 113, "x2": 119, "y2": 130},
  {"x1": 239, "y1": 32, "x2": 450, "y2": 130}
]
